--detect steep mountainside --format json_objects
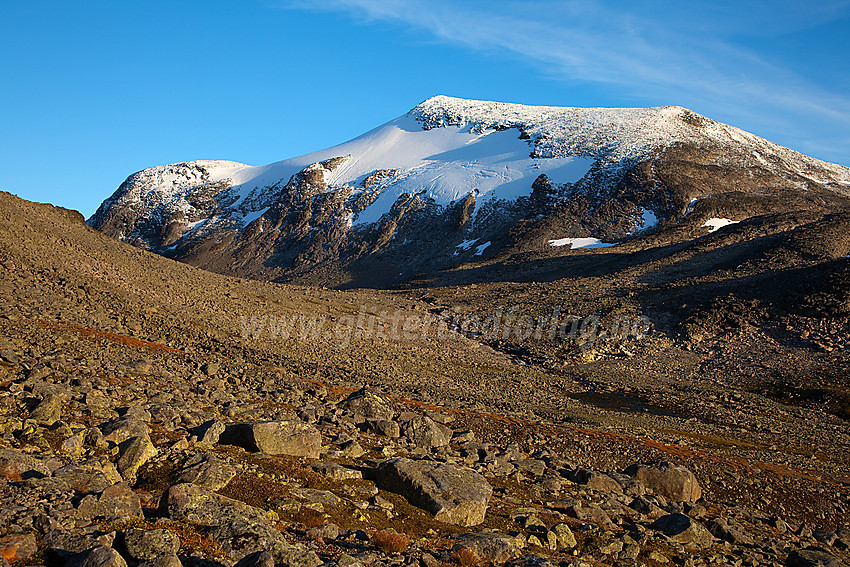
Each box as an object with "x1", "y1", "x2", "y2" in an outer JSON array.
[{"x1": 89, "y1": 96, "x2": 850, "y2": 288}]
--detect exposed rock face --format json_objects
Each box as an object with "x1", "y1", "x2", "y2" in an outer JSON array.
[
  {"x1": 624, "y1": 461, "x2": 702, "y2": 503},
  {"x1": 374, "y1": 458, "x2": 492, "y2": 526},
  {"x1": 220, "y1": 420, "x2": 322, "y2": 458}
]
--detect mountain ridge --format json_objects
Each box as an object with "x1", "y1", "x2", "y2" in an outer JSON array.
[{"x1": 88, "y1": 95, "x2": 850, "y2": 288}]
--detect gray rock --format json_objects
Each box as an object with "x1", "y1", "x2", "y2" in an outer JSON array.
[
  {"x1": 220, "y1": 421, "x2": 322, "y2": 458},
  {"x1": 402, "y1": 416, "x2": 449, "y2": 449},
  {"x1": 454, "y1": 532, "x2": 523, "y2": 564},
  {"x1": 209, "y1": 520, "x2": 291, "y2": 563},
  {"x1": 366, "y1": 419, "x2": 401, "y2": 438},
  {"x1": 650, "y1": 513, "x2": 714, "y2": 548},
  {"x1": 624, "y1": 461, "x2": 702, "y2": 503},
  {"x1": 101, "y1": 416, "x2": 150, "y2": 445},
  {"x1": 31, "y1": 394, "x2": 63, "y2": 425},
  {"x1": 122, "y1": 529, "x2": 180, "y2": 561},
  {"x1": 174, "y1": 454, "x2": 236, "y2": 491},
  {"x1": 310, "y1": 461, "x2": 363, "y2": 480},
  {"x1": 786, "y1": 549, "x2": 846, "y2": 567},
  {"x1": 375, "y1": 457, "x2": 492, "y2": 526},
  {"x1": 550, "y1": 524, "x2": 577, "y2": 550},
  {"x1": 160, "y1": 483, "x2": 278, "y2": 526},
  {"x1": 0, "y1": 533, "x2": 38, "y2": 563},
  {"x1": 567, "y1": 468, "x2": 623, "y2": 493},
  {"x1": 116, "y1": 435, "x2": 157, "y2": 485},
  {"x1": 194, "y1": 420, "x2": 226, "y2": 444},
  {"x1": 341, "y1": 387, "x2": 396, "y2": 422},
  {"x1": 76, "y1": 482, "x2": 144, "y2": 522},
  {"x1": 234, "y1": 551, "x2": 275, "y2": 567},
  {"x1": 52, "y1": 464, "x2": 112, "y2": 493},
  {"x1": 706, "y1": 517, "x2": 753, "y2": 546},
  {"x1": 73, "y1": 546, "x2": 127, "y2": 567},
  {"x1": 138, "y1": 555, "x2": 182, "y2": 567}
]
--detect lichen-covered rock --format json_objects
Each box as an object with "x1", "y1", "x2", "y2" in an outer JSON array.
[
  {"x1": 220, "y1": 420, "x2": 322, "y2": 458},
  {"x1": 650, "y1": 513, "x2": 714, "y2": 548},
  {"x1": 375, "y1": 458, "x2": 492, "y2": 526},
  {"x1": 160, "y1": 483, "x2": 278, "y2": 526},
  {"x1": 100, "y1": 416, "x2": 150, "y2": 445},
  {"x1": 453, "y1": 532, "x2": 524, "y2": 564},
  {"x1": 174, "y1": 453, "x2": 236, "y2": 491},
  {"x1": 122, "y1": 529, "x2": 180, "y2": 561},
  {"x1": 624, "y1": 461, "x2": 701, "y2": 503},
  {"x1": 341, "y1": 387, "x2": 396, "y2": 422},
  {"x1": 402, "y1": 416, "x2": 449, "y2": 449},
  {"x1": 116, "y1": 435, "x2": 157, "y2": 485},
  {"x1": 76, "y1": 482, "x2": 143, "y2": 523}
]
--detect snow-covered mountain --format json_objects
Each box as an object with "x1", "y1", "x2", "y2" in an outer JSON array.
[{"x1": 89, "y1": 95, "x2": 850, "y2": 287}]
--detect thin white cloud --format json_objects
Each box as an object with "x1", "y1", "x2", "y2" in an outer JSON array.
[{"x1": 284, "y1": 0, "x2": 850, "y2": 163}]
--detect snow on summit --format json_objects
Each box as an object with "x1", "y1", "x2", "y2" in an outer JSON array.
[{"x1": 90, "y1": 95, "x2": 850, "y2": 244}]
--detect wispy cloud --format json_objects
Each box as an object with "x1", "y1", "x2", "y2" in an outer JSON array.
[{"x1": 284, "y1": 0, "x2": 850, "y2": 164}]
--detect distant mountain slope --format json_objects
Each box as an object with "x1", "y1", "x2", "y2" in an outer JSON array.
[{"x1": 89, "y1": 96, "x2": 850, "y2": 288}]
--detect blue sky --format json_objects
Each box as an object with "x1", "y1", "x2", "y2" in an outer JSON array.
[{"x1": 2, "y1": 1, "x2": 849, "y2": 218}]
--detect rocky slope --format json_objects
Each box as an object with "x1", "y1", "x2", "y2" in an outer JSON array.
[
  {"x1": 88, "y1": 96, "x2": 850, "y2": 288},
  {"x1": 4, "y1": 180, "x2": 850, "y2": 567}
]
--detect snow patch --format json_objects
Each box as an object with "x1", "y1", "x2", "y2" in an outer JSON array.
[
  {"x1": 702, "y1": 218, "x2": 739, "y2": 233},
  {"x1": 548, "y1": 237, "x2": 616, "y2": 249},
  {"x1": 453, "y1": 238, "x2": 479, "y2": 256},
  {"x1": 241, "y1": 207, "x2": 270, "y2": 227},
  {"x1": 474, "y1": 241, "x2": 491, "y2": 256}
]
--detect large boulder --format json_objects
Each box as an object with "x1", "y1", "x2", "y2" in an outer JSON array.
[
  {"x1": 453, "y1": 533, "x2": 524, "y2": 564},
  {"x1": 160, "y1": 483, "x2": 278, "y2": 526},
  {"x1": 650, "y1": 513, "x2": 714, "y2": 548},
  {"x1": 624, "y1": 461, "x2": 701, "y2": 503},
  {"x1": 340, "y1": 387, "x2": 396, "y2": 422},
  {"x1": 76, "y1": 482, "x2": 143, "y2": 523},
  {"x1": 116, "y1": 436, "x2": 157, "y2": 485},
  {"x1": 174, "y1": 454, "x2": 237, "y2": 491},
  {"x1": 100, "y1": 416, "x2": 150, "y2": 445},
  {"x1": 122, "y1": 529, "x2": 180, "y2": 561},
  {"x1": 786, "y1": 549, "x2": 846, "y2": 567},
  {"x1": 402, "y1": 416, "x2": 449, "y2": 449},
  {"x1": 374, "y1": 458, "x2": 492, "y2": 526},
  {"x1": 220, "y1": 421, "x2": 322, "y2": 458}
]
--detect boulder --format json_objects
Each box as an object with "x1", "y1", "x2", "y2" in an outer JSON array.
[
  {"x1": 72, "y1": 546, "x2": 127, "y2": 567},
  {"x1": 76, "y1": 482, "x2": 143, "y2": 523},
  {"x1": 402, "y1": 416, "x2": 449, "y2": 449},
  {"x1": 650, "y1": 513, "x2": 714, "y2": 548},
  {"x1": 122, "y1": 529, "x2": 180, "y2": 561},
  {"x1": 453, "y1": 533, "x2": 523, "y2": 564},
  {"x1": 340, "y1": 387, "x2": 396, "y2": 422},
  {"x1": 786, "y1": 549, "x2": 846, "y2": 567},
  {"x1": 220, "y1": 421, "x2": 321, "y2": 458},
  {"x1": 160, "y1": 483, "x2": 278, "y2": 526},
  {"x1": 30, "y1": 394, "x2": 63, "y2": 425},
  {"x1": 101, "y1": 416, "x2": 150, "y2": 445},
  {"x1": 567, "y1": 468, "x2": 623, "y2": 493},
  {"x1": 375, "y1": 458, "x2": 492, "y2": 526},
  {"x1": 174, "y1": 454, "x2": 236, "y2": 491},
  {"x1": 624, "y1": 461, "x2": 701, "y2": 503},
  {"x1": 116, "y1": 436, "x2": 157, "y2": 485},
  {"x1": 0, "y1": 533, "x2": 38, "y2": 563},
  {"x1": 194, "y1": 420, "x2": 226, "y2": 444}
]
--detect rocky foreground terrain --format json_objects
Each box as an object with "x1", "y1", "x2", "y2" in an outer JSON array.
[{"x1": 1, "y1": 187, "x2": 849, "y2": 567}]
